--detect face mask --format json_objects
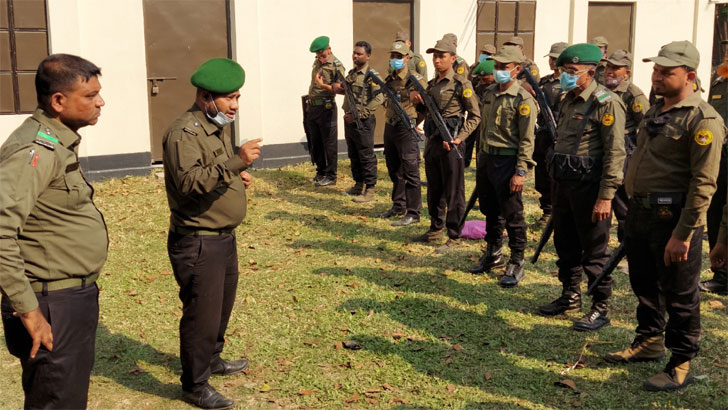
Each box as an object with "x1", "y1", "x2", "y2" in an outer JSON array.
[
  {"x1": 494, "y1": 69, "x2": 514, "y2": 84},
  {"x1": 389, "y1": 58, "x2": 405, "y2": 70},
  {"x1": 559, "y1": 71, "x2": 581, "y2": 91},
  {"x1": 604, "y1": 75, "x2": 625, "y2": 89},
  {"x1": 478, "y1": 54, "x2": 489, "y2": 63},
  {"x1": 206, "y1": 97, "x2": 235, "y2": 128}
]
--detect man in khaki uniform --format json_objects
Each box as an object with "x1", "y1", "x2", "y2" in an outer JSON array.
[
  {"x1": 605, "y1": 41, "x2": 726, "y2": 392},
  {"x1": 307, "y1": 36, "x2": 345, "y2": 186},
  {"x1": 603, "y1": 49, "x2": 650, "y2": 241},
  {"x1": 469, "y1": 46, "x2": 537, "y2": 288},
  {"x1": 380, "y1": 41, "x2": 427, "y2": 226},
  {"x1": 411, "y1": 38, "x2": 481, "y2": 253},
  {"x1": 442, "y1": 33, "x2": 471, "y2": 78},
  {"x1": 469, "y1": 44, "x2": 496, "y2": 82},
  {"x1": 339, "y1": 40, "x2": 385, "y2": 202},
  {"x1": 590, "y1": 36, "x2": 609, "y2": 85},
  {"x1": 163, "y1": 58, "x2": 261, "y2": 409},
  {"x1": 0, "y1": 54, "x2": 108, "y2": 409},
  {"x1": 393, "y1": 31, "x2": 427, "y2": 78},
  {"x1": 537, "y1": 44, "x2": 626, "y2": 333},
  {"x1": 504, "y1": 36, "x2": 540, "y2": 81}
]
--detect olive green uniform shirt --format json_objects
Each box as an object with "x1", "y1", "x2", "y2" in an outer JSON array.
[
  {"x1": 427, "y1": 69, "x2": 481, "y2": 141},
  {"x1": 384, "y1": 66, "x2": 427, "y2": 123},
  {"x1": 0, "y1": 109, "x2": 108, "y2": 314},
  {"x1": 163, "y1": 106, "x2": 248, "y2": 231},
  {"x1": 522, "y1": 58, "x2": 541, "y2": 82},
  {"x1": 454, "y1": 55, "x2": 470, "y2": 78},
  {"x1": 308, "y1": 54, "x2": 345, "y2": 98},
  {"x1": 341, "y1": 63, "x2": 385, "y2": 119},
  {"x1": 478, "y1": 81, "x2": 538, "y2": 171},
  {"x1": 612, "y1": 79, "x2": 649, "y2": 135},
  {"x1": 625, "y1": 92, "x2": 726, "y2": 241},
  {"x1": 708, "y1": 74, "x2": 728, "y2": 127},
  {"x1": 555, "y1": 79, "x2": 626, "y2": 200}
]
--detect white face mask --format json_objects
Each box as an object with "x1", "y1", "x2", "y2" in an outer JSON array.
[{"x1": 206, "y1": 96, "x2": 235, "y2": 128}]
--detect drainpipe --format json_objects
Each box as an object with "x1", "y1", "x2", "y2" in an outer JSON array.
[
  {"x1": 692, "y1": 0, "x2": 700, "y2": 44},
  {"x1": 569, "y1": 0, "x2": 575, "y2": 44}
]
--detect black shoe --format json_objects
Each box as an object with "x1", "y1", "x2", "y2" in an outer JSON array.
[
  {"x1": 499, "y1": 261, "x2": 524, "y2": 288},
  {"x1": 411, "y1": 229, "x2": 444, "y2": 243},
  {"x1": 392, "y1": 215, "x2": 419, "y2": 226},
  {"x1": 469, "y1": 244, "x2": 505, "y2": 274},
  {"x1": 183, "y1": 385, "x2": 234, "y2": 410},
  {"x1": 573, "y1": 309, "x2": 610, "y2": 331},
  {"x1": 310, "y1": 174, "x2": 324, "y2": 183},
  {"x1": 379, "y1": 208, "x2": 406, "y2": 219},
  {"x1": 538, "y1": 294, "x2": 582, "y2": 316},
  {"x1": 210, "y1": 358, "x2": 249, "y2": 376},
  {"x1": 314, "y1": 176, "x2": 336, "y2": 187},
  {"x1": 699, "y1": 279, "x2": 728, "y2": 295}
]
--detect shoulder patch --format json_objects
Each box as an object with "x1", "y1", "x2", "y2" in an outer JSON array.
[
  {"x1": 33, "y1": 138, "x2": 55, "y2": 150},
  {"x1": 632, "y1": 102, "x2": 643, "y2": 113},
  {"x1": 370, "y1": 69, "x2": 378, "y2": 75},
  {"x1": 456, "y1": 56, "x2": 464, "y2": 63},
  {"x1": 334, "y1": 59, "x2": 342, "y2": 66},
  {"x1": 462, "y1": 88, "x2": 473, "y2": 98},
  {"x1": 694, "y1": 129, "x2": 713, "y2": 146},
  {"x1": 518, "y1": 103, "x2": 531, "y2": 116},
  {"x1": 418, "y1": 60, "x2": 426, "y2": 67},
  {"x1": 601, "y1": 113, "x2": 615, "y2": 126},
  {"x1": 456, "y1": 66, "x2": 465, "y2": 75},
  {"x1": 531, "y1": 68, "x2": 539, "y2": 76},
  {"x1": 182, "y1": 127, "x2": 198, "y2": 136}
]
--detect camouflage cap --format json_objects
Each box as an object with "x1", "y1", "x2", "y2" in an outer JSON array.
[
  {"x1": 503, "y1": 36, "x2": 524, "y2": 47},
  {"x1": 442, "y1": 33, "x2": 458, "y2": 46},
  {"x1": 472, "y1": 59, "x2": 495, "y2": 76},
  {"x1": 395, "y1": 30, "x2": 409, "y2": 42},
  {"x1": 642, "y1": 40, "x2": 700, "y2": 69},
  {"x1": 426, "y1": 39, "x2": 456, "y2": 54},
  {"x1": 590, "y1": 36, "x2": 609, "y2": 47},
  {"x1": 480, "y1": 44, "x2": 497, "y2": 55},
  {"x1": 556, "y1": 43, "x2": 602, "y2": 67},
  {"x1": 545, "y1": 42, "x2": 569, "y2": 58},
  {"x1": 190, "y1": 58, "x2": 245, "y2": 93},
  {"x1": 606, "y1": 49, "x2": 633, "y2": 68},
  {"x1": 310, "y1": 36, "x2": 330, "y2": 53},
  {"x1": 494, "y1": 45, "x2": 525, "y2": 64},
  {"x1": 390, "y1": 41, "x2": 410, "y2": 55}
]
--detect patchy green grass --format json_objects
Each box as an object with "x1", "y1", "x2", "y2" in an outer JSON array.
[{"x1": 2, "y1": 155, "x2": 727, "y2": 409}]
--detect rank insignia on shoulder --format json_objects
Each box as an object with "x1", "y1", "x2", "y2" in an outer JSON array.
[
  {"x1": 456, "y1": 66, "x2": 465, "y2": 75},
  {"x1": 334, "y1": 60, "x2": 342, "y2": 66},
  {"x1": 33, "y1": 134, "x2": 56, "y2": 150},
  {"x1": 456, "y1": 57, "x2": 463, "y2": 63},
  {"x1": 183, "y1": 127, "x2": 198, "y2": 136},
  {"x1": 632, "y1": 103, "x2": 643, "y2": 113},
  {"x1": 694, "y1": 129, "x2": 713, "y2": 146},
  {"x1": 462, "y1": 88, "x2": 473, "y2": 98},
  {"x1": 519, "y1": 104, "x2": 531, "y2": 116},
  {"x1": 418, "y1": 61, "x2": 425, "y2": 67},
  {"x1": 601, "y1": 113, "x2": 615, "y2": 126}
]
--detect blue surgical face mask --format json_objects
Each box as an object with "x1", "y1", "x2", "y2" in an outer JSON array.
[
  {"x1": 559, "y1": 71, "x2": 581, "y2": 91},
  {"x1": 494, "y1": 68, "x2": 514, "y2": 84},
  {"x1": 206, "y1": 96, "x2": 236, "y2": 128},
  {"x1": 389, "y1": 58, "x2": 405, "y2": 70},
  {"x1": 478, "y1": 54, "x2": 489, "y2": 63}
]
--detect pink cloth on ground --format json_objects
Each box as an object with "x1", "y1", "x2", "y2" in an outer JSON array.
[{"x1": 460, "y1": 220, "x2": 486, "y2": 240}]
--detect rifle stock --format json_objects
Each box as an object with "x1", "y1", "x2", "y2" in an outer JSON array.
[
  {"x1": 459, "y1": 183, "x2": 479, "y2": 227},
  {"x1": 301, "y1": 95, "x2": 315, "y2": 164}
]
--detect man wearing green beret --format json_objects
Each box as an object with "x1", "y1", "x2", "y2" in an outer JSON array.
[
  {"x1": 163, "y1": 57, "x2": 261, "y2": 409},
  {"x1": 307, "y1": 36, "x2": 345, "y2": 187},
  {"x1": 537, "y1": 43, "x2": 626, "y2": 333},
  {"x1": 602, "y1": 49, "x2": 649, "y2": 242},
  {"x1": 590, "y1": 36, "x2": 609, "y2": 84},
  {"x1": 468, "y1": 46, "x2": 537, "y2": 288},
  {"x1": 606, "y1": 40, "x2": 726, "y2": 392},
  {"x1": 533, "y1": 41, "x2": 568, "y2": 226},
  {"x1": 469, "y1": 44, "x2": 496, "y2": 82}
]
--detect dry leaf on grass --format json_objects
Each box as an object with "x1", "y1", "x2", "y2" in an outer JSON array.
[
  {"x1": 344, "y1": 393, "x2": 359, "y2": 403},
  {"x1": 446, "y1": 384, "x2": 456, "y2": 393},
  {"x1": 483, "y1": 371, "x2": 492, "y2": 381},
  {"x1": 555, "y1": 379, "x2": 578, "y2": 391},
  {"x1": 298, "y1": 390, "x2": 314, "y2": 396},
  {"x1": 709, "y1": 300, "x2": 725, "y2": 309}
]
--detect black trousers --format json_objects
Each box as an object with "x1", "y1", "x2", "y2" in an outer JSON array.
[
  {"x1": 2, "y1": 284, "x2": 99, "y2": 410},
  {"x1": 707, "y1": 147, "x2": 727, "y2": 250},
  {"x1": 463, "y1": 128, "x2": 478, "y2": 168},
  {"x1": 552, "y1": 180, "x2": 612, "y2": 306},
  {"x1": 168, "y1": 231, "x2": 239, "y2": 393},
  {"x1": 424, "y1": 138, "x2": 466, "y2": 239},
  {"x1": 625, "y1": 200, "x2": 702, "y2": 363},
  {"x1": 612, "y1": 185, "x2": 629, "y2": 242},
  {"x1": 344, "y1": 116, "x2": 377, "y2": 187},
  {"x1": 383, "y1": 122, "x2": 421, "y2": 217},
  {"x1": 306, "y1": 104, "x2": 338, "y2": 178},
  {"x1": 533, "y1": 131, "x2": 553, "y2": 215},
  {"x1": 477, "y1": 153, "x2": 526, "y2": 260}
]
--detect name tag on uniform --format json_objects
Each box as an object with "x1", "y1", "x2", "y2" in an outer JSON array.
[
  {"x1": 213, "y1": 148, "x2": 224, "y2": 157},
  {"x1": 656, "y1": 197, "x2": 673, "y2": 205},
  {"x1": 712, "y1": 95, "x2": 722, "y2": 99},
  {"x1": 65, "y1": 162, "x2": 80, "y2": 173}
]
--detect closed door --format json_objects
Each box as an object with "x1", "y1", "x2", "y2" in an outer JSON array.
[
  {"x1": 587, "y1": 2, "x2": 634, "y2": 54},
  {"x1": 143, "y1": 0, "x2": 230, "y2": 162}
]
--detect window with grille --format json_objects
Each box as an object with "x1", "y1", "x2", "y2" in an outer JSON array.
[
  {"x1": 0, "y1": 0, "x2": 49, "y2": 114},
  {"x1": 476, "y1": 0, "x2": 536, "y2": 61}
]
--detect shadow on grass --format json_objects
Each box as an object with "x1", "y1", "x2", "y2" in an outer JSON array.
[{"x1": 93, "y1": 323, "x2": 180, "y2": 400}]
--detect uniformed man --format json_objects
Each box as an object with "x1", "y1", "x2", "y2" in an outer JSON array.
[
  {"x1": 163, "y1": 58, "x2": 261, "y2": 409},
  {"x1": 468, "y1": 46, "x2": 537, "y2": 288},
  {"x1": 380, "y1": 41, "x2": 426, "y2": 227},
  {"x1": 410, "y1": 38, "x2": 481, "y2": 253},
  {"x1": 533, "y1": 42, "x2": 568, "y2": 225},
  {"x1": 442, "y1": 33, "x2": 471, "y2": 78},
  {"x1": 536, "y1": 44, "x2": 626, "y2": 332},
  {"x1": 605, "y1": 41, "x2": 726, "y2": 392},
  {"x1": 339, "y1": 41, "x2": 385, "y2": 202},
  {"x1": 307, "y1": 36, "x2": 345, "y2": 187},
  {"x1": 469, "y1": 44, "x2": 497, "y2": 81},
  {"x1": 603, "y1": 49, "x2": 650, "y2": 241},
  {"x1": 0, "y1": 54, "x2": 108, "y2": 409},
  {"x1": 700, "y1": 39, "x2": 728, "y2": 295},
  {"x1": 394, "y1": 30, "x2": 427, "y2": 78},
  {"x1": 503, "y1": 36, "x2": 540, "y2": 81},
  {"x1": 590, "y1": 36, "x2": 609, "y2": 85}
]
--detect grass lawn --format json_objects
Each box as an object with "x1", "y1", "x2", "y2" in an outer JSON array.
[{"x1": 1, "y1": 155, "x2": 727, "y2": 409}]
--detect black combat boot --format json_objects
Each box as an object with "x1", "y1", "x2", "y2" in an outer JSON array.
[
  {"x1": 698, "y1": 269, "x2": 727, "y2": 295},
  {"x1": 469, "y1": 243, "x2": 505, "y2": 274},
  {"x1": 538, "y1": 292, "x2": 581, "y2": 316}
]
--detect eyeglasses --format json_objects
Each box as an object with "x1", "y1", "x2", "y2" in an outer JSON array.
[{"x1": 559, "y1": 67, "x2": 589, "y2": 75}]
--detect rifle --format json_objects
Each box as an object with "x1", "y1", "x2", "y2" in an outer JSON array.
[
  {"x1": 300, "y1": 95, "x2": 315, "y2": 164},
  {"x1": 335, "y1": 71, "x2": 364, "y2": 129},
  {"x1": 587, "y1": 243, "x2": 626, "y2": 296},
  {"x1": 530, "y1": 215, "x2": 554, "y2": 264},
  {"x1": 407, "y1": 73, "x2": 463, "y2": 159},
  {"x1": 459, "y1": 182, "x2": 479, "y2": 227},
  {"x1": 364, "y1": 70, "x2": 421, "y2": 142}
]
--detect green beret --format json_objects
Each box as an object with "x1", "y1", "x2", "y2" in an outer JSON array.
[
  {"x1": 556, "y1": 43, "x2": 602, "y2": 67},
  {"x1": 472, "y1": 59, "x2": 494, "y2": 76},
  {"x1": 310, "y1": 36, "x2": 330, "y2": 53},
  {"x1": 190, "y1": 58, "x2": 245, "y2": 93}
]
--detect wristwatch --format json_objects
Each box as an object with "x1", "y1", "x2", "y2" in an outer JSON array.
[{"x1": 515, "y1": 169, "x2": 527, "y2": 177}]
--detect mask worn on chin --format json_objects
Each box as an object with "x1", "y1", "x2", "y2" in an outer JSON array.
[
  {"x1": 605, "y1": 75, "x2": 625, "y2": 89},
  {"x1": 560, "y1": 71, "x2": 581, "y2": 92},
  {"x1": 389, "y1": 58, "x2": 405, "y2": 70},
  {"x1": 206, "y1": 97, "x2": 235, "y2": 128},
  {"x1": 494, "y1": 68, "x2": 514, "y2": 84}
]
